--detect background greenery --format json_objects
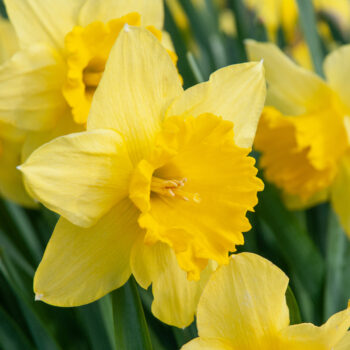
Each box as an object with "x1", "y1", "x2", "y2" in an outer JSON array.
[{"x1": 0, "y1": 0, "x2": 349, "y2": 349}]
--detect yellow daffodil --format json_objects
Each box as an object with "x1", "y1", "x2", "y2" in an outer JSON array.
[
  {"x1": 1, "y1": 0, "x2": 172, "y2": 159},
  {"x1": 0, "y1": 18, "x2": 34, "y2": 207},
  {"x1": 246, "y1": 40, "x2": 350, "y2": 238},
  {"x1": 182, "y1": 252, "x2": 350, "y2": 350},
  {"x1": 19, "y1": 26, "x2": 266, "y2": 327}
]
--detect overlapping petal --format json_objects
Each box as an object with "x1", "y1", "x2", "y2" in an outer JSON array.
[
  {"x1": 196, "y1": 253, "x2": 289, "y2": 348},
  {"x1": 34, "y1": 199, "x2": 141, "y2": 307},
  {"x1": 324, "y1": 44, "x2": 350, "y2": 112},
  {"x1": 20, "y1": 129, "x2": 133, "y2": 228},
  {"x1": 0, "y1": 18, "x2": 19, "y2": 64},
  {"x1": 166, "y1": 62, "x2": 266, "y2": 148},
  {"x1": 4, "y1": 0, "x2": 85, "y2": 49},
  {"x1": 0, "y1": 43, "x2": 67, "y2": 131},
  {"x1": 245, "y1": 40, "x2": 331, "y2": 115},
  {"x1": 79, "y1": 0, "x2": 164, "y2": 29},
  {"x1": 131, "y1": 237, "x2": 216, "y2": 327},
  {"x1": 87, "y1": 26, "x2": 182, "y2": 164},
  {"x1": 182, "y1": 338, "x2": 233, "y2": 350}
]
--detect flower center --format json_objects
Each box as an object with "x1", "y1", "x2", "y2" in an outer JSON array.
[
  {"x1": 62, "y1": 13, "x2": 142, "y2": 125},
  {"x1": 150, "y1": 176, "x2": 201, "y2": 203}
]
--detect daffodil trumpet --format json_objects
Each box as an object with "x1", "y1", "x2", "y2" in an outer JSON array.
[{"x1": 20, "y1": 26, "x2": 266, "y2": 327}]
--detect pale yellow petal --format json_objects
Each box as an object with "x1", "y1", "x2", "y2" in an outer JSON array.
[
  {"x1": 79, "y1": 0, "x2": 164, "y2": 29},
  {"x1": 131, "y1": 237, "x2": 216, "y2": 327},
  {"x1": 166, "y1": 62, "x2": 266, "y2": 148},
  {"x1": 34, "y1": 199, "x2": 142, "y2": 306},
  {"x1": 335, "y1": 332, "x2": 350, "y2": 350},
  {"x1": 324, "y1": 44, "x2": 350, "y2": 112},
  {"x1": 331, "y1": 152, "x2": 350, "y2": 238},
  {"x1": 20, "y1": 129, "x2": 133, "y2": 228},
  {"x1": 0, "y1": 138, "x2": 35, "y2": 207},
  {"x1": 21, "y1": 111, "x2": 84, "y2": 161},
  {"x1": 87, "y1": 26, "x2": 182, "y2": 164},
  {"x1": 0, "y1": 18, "x2": 19, "y2": 64},
  {"x1": 279, "y1": 306, "x2": 350, "y2": 349},
  {"x1": 181, "y1": 337, "x2": 233, "y2": 350},
  {"x1": 4, "y1": 0, "x2": 85, "y2": 49},
  {"x1": 0, "y1": 43, "x2": 67, "y2": 131},
  {"x1": 196, "y1": 253, "x2": 289, "y2": 348},
  {"x1": 245, "y1": 40, "x2": 331, "y2": 115}
]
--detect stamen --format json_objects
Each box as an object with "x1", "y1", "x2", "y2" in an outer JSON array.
[{"x1": 150, "y1": 176, "x2": 201, "y2": 203}]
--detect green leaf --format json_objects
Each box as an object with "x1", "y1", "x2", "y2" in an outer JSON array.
[
  {"x1": 186, "y1": 52, "x2": 204, "y2": 83},
  {"x1": 76, "y1": 298, "x2": 115, "y2": 350},
  {"x1": 0, "y1": 252, "x2": 61, "y2": 350},
  {"x1": 295, "y1": 0, "x2": 325, "y2": 76},
  {"x1": 286, "y1": 286, "x2": 302, "y2": 325},
  {"x1": 323, "y1": 209, "x2": 350, "y2": 320},
  {"x1": 256, "y1": 183, "x2": 325, "y2": 323},
  {"x1": 0, "y1": 305, "x2": 34, "y2": 350},
  {"x1": 112, "y1": 277, "x2": 153, "y2": 350}
]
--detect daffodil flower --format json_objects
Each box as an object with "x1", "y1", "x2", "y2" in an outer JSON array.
[
  {"x1": 247, "y1": 40, "x2": 350, "y2": 238},
  {"x1": 182, "y1": 252, "x2": 350, "y2": 350},
  {"x1": 1, "y1": 0, "x2": 170, "y2": 158},
  {"x1": 0, "y1": 18, "x2": 34, "y2": 207},
  {"x1": 20, "y1": 26, "x2": 265, "y2": 327}
]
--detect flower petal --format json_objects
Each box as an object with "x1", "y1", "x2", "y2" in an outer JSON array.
[
  {"x1": 0, "y1": 18, "x2": 19, "y2": 64},
  {"x1": 279, "y1": 306, "x2": 350, "y2": 349},
  {"x1": 324, "y1": 44, "x2": 350, "y2": 112},
  {"x1": 131, "y1": 237, "x2": 216, "y2": 327},
  {"x1": 0, "y1": 138, "x2": 35, "y2": 208},
  {"x1": 335, "y1": 332, "x2": 350, "y2": 350},
  {"x1": 245, "y1": 40, "x2": 331, "y2": 115},
  {"x1": 79, "y1": 0, "x2": 164, "y2": 29},
  {"x1": 196, "y1": 253, "x2": 289, "y2": 348},
  {"x1": 166, "y1": 62, "x2": 266, "y2": 148},
  {"x1": 181, "y1": 337, "x2": 233, "y2": 350},
  {"x1": 34, "y1": 199, "x2": 141, "y2": 306},
  {"x1": 331, "y1": 152, "x2": 350, "y2": 238},
  {"x1": 87, "y1": 26, "x2": 182, "y2": 164},
  {"x1": 4, "y1": 0, "x2": 85, "y2": 49},
  {"x1": 0, "y1": 43, "x2": 67, "y2": 131},
  {"x1": 20, "y1": 129, "x2": 133, "y2": 228}
]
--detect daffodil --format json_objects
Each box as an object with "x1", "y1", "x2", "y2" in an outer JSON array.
[
  {"x1": 1, "y1": 0, "x2": 172, "y2": 159},
  {"x1": 0, "y1": 18, "x2": 34, "y2": 207},
  {"x1": 246, "y1": 40, "x2": 350, "y2": 238},
  {"x1": 182, "y1": 252, "x2": 350, "y2": 350},
  {"x1": 19, "y1": 26, "x2": 265, "y2": 327}
]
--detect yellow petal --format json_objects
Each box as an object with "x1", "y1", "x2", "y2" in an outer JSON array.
[
  {"x1": 335, "y1": 332, "x2": 350, "y2": 350},
  {"x1": 87, "y1": 26, "x2": 182, "y2": 164},
  {"x1": 279, "y1": 306, "x2": 350, "y2": 349},
  {"x1": 131, "y1": 237, "x2": 216, "y2": 327},
  {"x1": 181, "y1": 337, "x2": 233, "y2": 350},
  {"x1": 129, "y1": 114, "x2": 263, "y2": 280},
  {"x1": 20, "y1": 129, "x2": 133, "y2": 228},
  {"x1": 34, "y1": 199, "x2": 141, "y2": 306},
  {"x1": 196, "y1": 253, "x2": 289, "y2": 348},
  {"x1": 166, "y1": 62, "x2": 266, "y2": 148},
  {"x1": 245, "y1": 40, "x2": 331, "y2": 115},
  {"x1": 4, "y1": 0, "x2": 85, "y2": 49},
  {"x1": 0, "y1": 43, "x2": 67, "y2": 131},
  {"x1": 331, "y1": 152, "x2": 350, "y2": 238},
  {"x1": 255, "y1": 106, "x2": 346, "y2": 202},
  {"x1": 79, "y1": 0, "x2": 164, "y2": 29},
  {"x1": 0, "y1": 18, "x2": 19, "y2": 64},
  {"x1": 324, "y1": 44, "x2": 350, "y2": 112},
  {"x1": 0, "y1": 138, "x2": 35, "y2": 208},
  {"x1": 21, "y1": 111, "x2": 84, "y2": 162}
]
